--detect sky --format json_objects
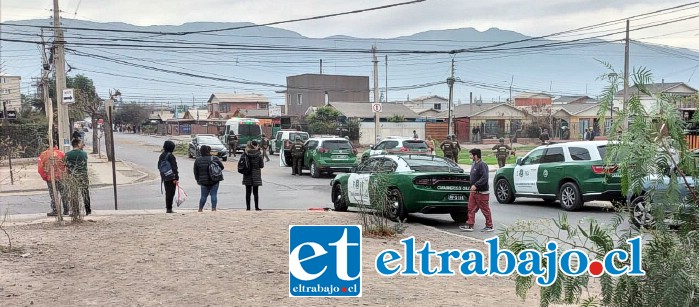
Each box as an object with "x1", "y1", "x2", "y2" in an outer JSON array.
[{"x1": 2, "y1": 0, "x2": 699, "y2": 51}]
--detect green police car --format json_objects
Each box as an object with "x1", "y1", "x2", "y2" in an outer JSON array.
[
  {"x1": 330, "y1": 154, "x2": 470, "y2": 222},
  {"x1": 493, "y1": 140, "x2": 623, "y2": 211},
  {"x1": 302, "y1": 137, "x2": 359, "y2": 178}
]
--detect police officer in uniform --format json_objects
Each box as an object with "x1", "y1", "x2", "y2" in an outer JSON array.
[
  {"x1": 492, "y1": 138, "x2": 513, "y2": 168},
  {"x1": 290, "y1": 136, "x2": 306, "y2": 176},
  {"x1": 228, "y1": 133, "x2": 238, "y2": 158},
  {"x1": 450, "y1": 135, "x2": 461, "y2": 164},
  {"x1": 440, "y1": 136, "x2": 454, "y2": 161}
]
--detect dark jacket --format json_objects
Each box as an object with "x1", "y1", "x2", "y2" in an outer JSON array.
[
  {"x1": 158, "y1": 141, "x2": 179, "y2": 181},
  {"x1": 242, "y1": 147, "x2": 264, "y2": 186},
  {"x1": 470, "y1": 160, "x2": 489, "y2": 192},
  {"x1": 194, "y1": 155, "x2": 224, "y2": 186}
]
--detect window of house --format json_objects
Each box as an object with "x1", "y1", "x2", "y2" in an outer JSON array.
[
  {"x1": 1, "y1": 89, "x2": 9, "y2": 94},
  {"x1": 257, "y1": 103, "x2": 267, "y2": 109},
  {"x1": 434, "y1": 103, "x2": 441, "y2": 110},
  {"x1": 297, "y1": 94, "x2": 303, "y2": 105},
  {"x1": 604, "y1": 118, "x2": 611, "y2": 134},
  {"x1": 0, "y1": 78, "x2": 5, "y2": 83}
]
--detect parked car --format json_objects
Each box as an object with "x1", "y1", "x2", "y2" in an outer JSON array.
[
  {"x1": 493, "y1": 141, "x2": 624, "y2": 211},
  {"x1": 330, "y1": 154, "x2": 469, "y2": 222},
  {"x1": 626, "y1": 173, "x2": 696, "y2": 228},
  {"x1": 275, "y1": 130, "x2": 310, "y2": 165},
  {"x1": 188, "y1": 134, "x2": 228, "y2": 161},
  {"x1": 360, "y1": 137, "x2": 430, "y2": 162},
  {"x1": 302, "y1": 137, "x2": 359, "y2": 178}
]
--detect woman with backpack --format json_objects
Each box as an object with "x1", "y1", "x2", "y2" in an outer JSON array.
[
  {"x1": 241, "y1": 140, "x2": 264, "y2": 211},
  {"x1": 158, "y1": 140, "x2": 179, "y2": 213},
  {"x1": 193, "y1": 145, "x2": 224, "y2": 212}
]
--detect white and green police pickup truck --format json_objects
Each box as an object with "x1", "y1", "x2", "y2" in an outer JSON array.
[{"x1": 493, "y1": 140, "x2": 623, "y2": 211}]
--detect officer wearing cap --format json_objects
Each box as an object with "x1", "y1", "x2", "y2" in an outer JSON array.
[
  {"x1": 492, "y1": 138, "x2": 513, "y2": 168},
  {"x1": 290, "y1": 136, "x2": 306, "y2": 176},
  {"x1": 450, "y1": 135, "x2": 461, "y2": 164}
]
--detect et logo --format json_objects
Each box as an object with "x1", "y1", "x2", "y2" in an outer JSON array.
[{"x1": 289, "y1": 225, "x2": 362, "y2": 297}]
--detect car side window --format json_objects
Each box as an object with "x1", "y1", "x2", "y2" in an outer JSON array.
[
  {"x1": 357, "y1": 159, "x2": 378, "y2": 173},
  {"x1": 375, "y1": 142, "x2": 386, "y2": 150},
  {"x1": 306, "y1": 140, "x2": 319, "y2": 150},
  {"x1": 568, "y1": 147, "x2": 591, "y2": 161},
  {"x1": 542, "y1": 147, "x2": 565, "y2": 163},
  {"x1": 387, "y1": 141, "x2": 400, "y2": 149},
  {"x1": 522, "y1": 149, "x2": 545, "y2": 165},
  {"x1": 378, "y1": 158, "x2": 396, "y2": 173}
]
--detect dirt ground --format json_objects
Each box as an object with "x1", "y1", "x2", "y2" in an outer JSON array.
[{"x1": 0, "y1": 210, "x2": 573, "y2": 306}]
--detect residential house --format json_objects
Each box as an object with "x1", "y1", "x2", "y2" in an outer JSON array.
[
  {"x1": 0, "y1": 75, "x2": 21, "y2": 113},
  {"x1": 552, "y1": 103, "x2": 612, "y2": 139},
  {"x1": 614, "y1": 82, "x2": 698, "y2": 113},
  {"x1": 514, "y1": 92, "x2": 553, "y2": 107},
  {"x1": 182, "y1": 109, "x2": 210, "y2": 121},
  {"x1": 328, "y1": 101, "x2": 420, "y2": 122},
  {"x1": 284, "y1": 74, "x2": 370, "y2": 118},
  {"x1": 208, "y1": 93, "x2": 269, "y2": 119},
  {"x1": 403, "y1": 95, "x2": 449, "y2": 112},
  {"x1": 448, "y1": 103, "x2": 527, "y2": 142},
  {"x1": 553, "y1": 95, "x2": 597, "y2": 104}
]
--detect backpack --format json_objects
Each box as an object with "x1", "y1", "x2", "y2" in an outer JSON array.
[
  {"x1": 209, "y1": 156, "x2": 224, "y2": 182},
  {"x1": 159, "y1": 152, "x2": 176, "y2": 181},
  {"x1": 238, "y1": 153, "x2": 251, "y2": 175}
]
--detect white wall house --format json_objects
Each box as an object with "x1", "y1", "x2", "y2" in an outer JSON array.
[{"x1": 613, "y1": 82, "x2": 697, "y2": 113}]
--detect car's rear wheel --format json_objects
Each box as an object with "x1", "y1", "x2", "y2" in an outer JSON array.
[
  {"x1": 284, "y1": 152, "x2": 292, "y2": 166},
  {"x1": 559, "y1": 182, "x2": 583, "y2": 211},
  {"x1": 450, "y1": 212, "x2": 467, "y2": 223},
  {"x1": 386, "y1": 188, "x2": 408, "y2": 222},
  {"x1": 630, "y1": 195, "x2": 655, "y2": 229},
  {"x1": 311, "y1": 161, "x2": 320, "y2": 178},
  {"x1": 495, "y1": 178, "x2": 515, "y2": 204},
  {"x1": 332, "y1": 184, "x2": 348, "y2": 212}
]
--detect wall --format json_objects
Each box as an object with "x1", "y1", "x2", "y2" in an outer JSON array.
[
  {"x1": 358, "y1": 122, "x2": 425, "y2": 145},
  {"x1": 286, "y1": 74, "x2": 370, "y2": 117},
  {"x1": 0, "y1": 76, "x2": 22, "y2": 111}
]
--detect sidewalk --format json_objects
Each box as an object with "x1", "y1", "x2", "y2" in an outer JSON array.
[{"x1": 0, "y1": 145, "x2": 151, "y2": 196}]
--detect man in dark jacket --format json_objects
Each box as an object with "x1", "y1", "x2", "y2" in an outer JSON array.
[
  {"x1": 158, "y1": 140, "x2": 179, "y2": 213},
  {"x1": 65, "y1": 138, "x2": 91, "y2": 216},
  {"x1": 194, "y1": 145, "x2": 224, "y2": 212},
  {"x1": 242, "y1": 141, "x2": 264, "y2": 211},
  {"x1": 228, "y1": 133, "x2": 238, "y2": 158},
  {"x1": 290, "y1": 136, "x2": 305, "y2": 176},
  {"x1": 460, "y1": 148, "x2": 494, "y2": 232}
]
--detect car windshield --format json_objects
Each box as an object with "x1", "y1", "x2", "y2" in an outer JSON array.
[
  {"x1": 198, "y1": 137, "x2": 221, "y2": 145},
  {"x1": 404, "y1": 141, "x2": 428, "y2": 149},
  {"x1": 403, "y1": 156, "x2": 462, "y2": 172},
  {"x1": 323, "y1": 140, "x2": 352, "y2": 150}
]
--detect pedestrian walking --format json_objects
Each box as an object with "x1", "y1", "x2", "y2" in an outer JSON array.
[
  {"x1": 492, "y1": 138, "x2": 513, "y2": 168},
  {"x1": 242, "y1": 141, "x2": 264, "y2": 211},
  {"x1": 158, "y1": 140, "x2": 179, "y2": 213},
  {"x1": 450, "y1": 135, "x2": 461, "y2": 164},
  {"x1": 38, "y1": 143, "x2": 69, "y2": 216},
  {"x1": 260, "y1": 134, "x2": 271, "y2": 162},
  {"x1": 291, "y1": 136, "x2": 305, "y2": 176},
  {"x1": 194, "y1": 145, "x2": 224, "y2": 212},
  {"x1": 460, "y1": 148, "x2": 494, "y2": 232},
  {"x1": 439, "y1": 136, "x2": 454, "y2": 161},
  {"x1": 65, "y1": 138, "x2": 91, "y2": 216}
]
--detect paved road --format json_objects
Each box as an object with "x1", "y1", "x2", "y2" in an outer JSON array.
[{"x1": 1, "y1": 132, "x2": 630, "y2": 239}]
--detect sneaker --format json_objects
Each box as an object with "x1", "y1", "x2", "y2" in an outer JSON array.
[
  {"x1": 47, "y1": 211, "x2": 58, "y2": 217},
  {"x1": 459, "y1": 225, "x2": 474, "y2": 232},
  {"x1": 481, "y1": 227, "x2": 494, "y2": 232}
]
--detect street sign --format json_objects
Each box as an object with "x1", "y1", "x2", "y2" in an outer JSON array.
[
  {"x1": 372, "y1": 103, "x2": 382, "y2": 113},
  {"x1": 268, "y1": 105, "x2": 282, "y2": 117},
  {"x1": 62, "y1": 89, "x2": 75, "y2": 104},
  {"x1": 6, "y1": 110, "x2": 16, "y2": 119}
]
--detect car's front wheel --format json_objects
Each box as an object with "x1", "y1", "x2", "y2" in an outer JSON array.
[
  {"x1": 495, "y1": 178, "x2": 515, "y2": 204},
  {"x1": 630, "y1": 195, "x2": 655, "y2": 229},
  {"x1": 311, "y1": 161, "x2": 320, "y2": 178},
  {"x1": 559, "y1": 182, "x2": 583, "y2": 211},
  {"x1": 385, "y1": 188, "x2": 408, "y2": 222},
  {"x1": 222, "y1": 156, "x2": 227, "y2": 162},
  {"x1": 332, "y1": 184, "x2": 348, "y2": 212}
]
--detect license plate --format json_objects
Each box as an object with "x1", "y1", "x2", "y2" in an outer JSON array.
[
  {"x1": 332, "y1": 155, "x2": 348, "y2": 159},
  {"x1": 611, "y1": 173, "x2": 621, "y2": 177},
  {"x1": 448, "y1": 194, "x2": 466, "y2": 201},
  {"x1": 436, "y1": 186, "x2": 467, "y2": 191}
]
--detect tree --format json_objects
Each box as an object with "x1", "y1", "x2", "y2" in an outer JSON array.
[
  {"x1": 305, "y1": 106, "x2": 343, "y2": 135},
  {"x1": 499, "y1": 65, "x2": 699, "y2": 306},
  {"x1": 114, "y1": 103, "x2": 149, "y2": 128},
  {"x1": 68, "y1": 74, "x2": 102, "y2": 154}
]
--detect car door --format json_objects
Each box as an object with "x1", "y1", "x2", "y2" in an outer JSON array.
[
  {"x1": 347, "y1": 158, "x2": 379, "y2": 205},
  {"x1": 275, "y1": 131, "x2": 283, "y2": 151},
  {"x1": 513, "y1": 148, "x2": 544, "y2": 194},
  {"x1": 370, "y1": 141, "x2": 387, "y2": 156},
  {"x1": 537, "y1": 147, "x2": 566, "y2": 195},
  {"x1": 303, "y1": 140, "x2": 319, "y2": 168}
]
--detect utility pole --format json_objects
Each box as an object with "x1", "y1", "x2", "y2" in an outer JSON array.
[
  {"x1": 42, "y1": 29, "x2": 63, "y2": 223},
  {"x1": 385, "y1": 55, "x2": 388, "y2": 103},
  {"x1": 2, "y1": 101, "x2": 13, "y2": 184},
  {"x1": 53, "y1": 0, "x2": 70, "y2": 152},
  {"x1": 509, "y1": 76, "x2": 514, "y2": 104},
  {"x1": 320, "y1": 59, "x2": 323, "y2": 74},
  {"x1": 623, "y1": 19, "x2": 630, "y2": 129},
  {"x1": 372, "y1": 46, "x2": 379, "y2": 143},
  {"x1": 447, "y1": 58, "x2": 455, "y2": 137}
]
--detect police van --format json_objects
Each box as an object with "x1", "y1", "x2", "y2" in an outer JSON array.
[
  {"x1": 493, "y1": 141, "x2": 624, "y2": 211},
  {"x1": 219, "y1": 117, "x2": 262, "y2": 154}
]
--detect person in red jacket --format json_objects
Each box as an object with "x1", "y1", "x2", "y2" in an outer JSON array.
[{"x1": 38, "y1": 145, "x2": 69, "y2": 216}]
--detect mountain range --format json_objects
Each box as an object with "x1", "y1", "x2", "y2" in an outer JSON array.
[{"x1": 1, "y1": 18, "x2": 698, "y2": 107}]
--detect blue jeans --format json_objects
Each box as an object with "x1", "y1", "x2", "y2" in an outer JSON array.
[{"x1": 199, "y1": 182, "x2": 220, "y2": 210}]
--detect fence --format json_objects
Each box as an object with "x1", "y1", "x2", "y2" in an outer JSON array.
[{"x1": 455, "y1": 120, "x2": 610, "y2": 144}]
